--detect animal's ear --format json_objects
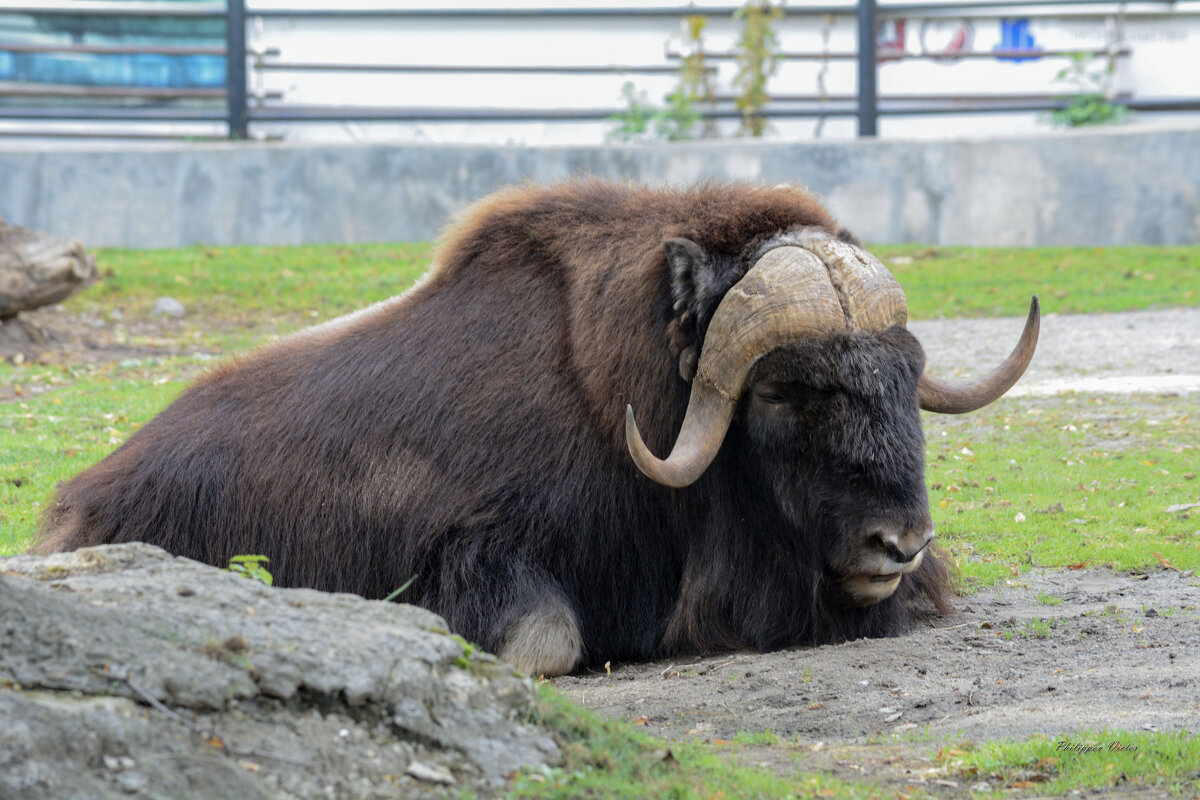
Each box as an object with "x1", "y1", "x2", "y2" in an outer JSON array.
[
  {"x1": 665, "y1": 237, "x2": 719, "y2": 311},
  {"x1": 664, "y1": 237, "x2": 715, "y2": 383}
]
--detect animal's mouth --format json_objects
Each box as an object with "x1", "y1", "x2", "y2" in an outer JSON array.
[{"x1": 842, "y1": 548, "x2": 926, "y2": 606}]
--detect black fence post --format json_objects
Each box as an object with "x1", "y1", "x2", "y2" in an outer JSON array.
[
  {"x1": 856, "y1": 0, "x2": 878, "y2": 137},
  {"x1": 226, "y1": 0, "x2": 248, "y2": 139}
]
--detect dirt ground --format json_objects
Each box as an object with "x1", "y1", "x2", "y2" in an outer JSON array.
[
  {"x1": 5, "y1": 301, "x2": 1200, "y2": 795},
  {"x1": 554, "y1": 569, "x2": 1199, "y2": 792}
]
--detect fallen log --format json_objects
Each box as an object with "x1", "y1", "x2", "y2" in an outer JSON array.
[{"x1": 0, "y1": 215, "x2": 97, "y2": 320}]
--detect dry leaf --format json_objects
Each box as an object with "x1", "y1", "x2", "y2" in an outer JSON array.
[
  {"x1": 713, "y1": 738, "x2": 731, "y2": 745},
  {"x1": 207, "y1": 736, "x2": 225, "y2": 750},
  {"x1": 633, "y1": 716, "x2": 649, "y2": 726},
  {"x1": 1066, "y1": 561, "x2": 1089, "y2": 570},
  {"x1": 1153, "y1": 552, "x2": 1178, "y2": 570}
]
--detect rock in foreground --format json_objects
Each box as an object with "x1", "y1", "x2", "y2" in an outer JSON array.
[{"x1": 0, "y1": 544, "x2": 557, "y2": 800}]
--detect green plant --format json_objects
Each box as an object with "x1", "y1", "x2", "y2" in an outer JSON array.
[
  {"x1": 659, "y1": 15, "x2": 714, "y2": 141},
  {"x1": 226, "y1": 554, "x2": 273, "y2": 585},
  {"x1": 1036, "y1": 591, "x2": 1063, "y2": 606},
  {"x1": 607, "y1": 82, "x2": 659, "y2": 142},
  {"x1": 1051, "y1": 52, "x2": 1130, "y2": 127},
  {"x1": 450, "y1": 633, "x2": 477, "y2": 669},
  {"x1": 732, "y1": 730, "x2": 780, "y2": 746},
  {"x1": 382, "y1": 574, "x2": 417, "y2": 602},
  {"x1": 733, "y1": 0, "x2": 784, "y2": 137}
]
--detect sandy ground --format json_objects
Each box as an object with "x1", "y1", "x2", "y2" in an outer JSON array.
[
  {"x1": 912, "y1": 306, "x2": 1200, "y2": 395},
  {"x1": 555, "y1": 571, "x2": 1198, "y2": 776}
]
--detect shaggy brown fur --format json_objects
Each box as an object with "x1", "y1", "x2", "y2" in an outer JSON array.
[{"x1": 37, "y1": 179, "x2": 950, "y2": 674}]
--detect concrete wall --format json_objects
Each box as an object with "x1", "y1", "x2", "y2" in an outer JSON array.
[{"x1": 2, "y1": 122, "x2": 1198, "y2": 248}]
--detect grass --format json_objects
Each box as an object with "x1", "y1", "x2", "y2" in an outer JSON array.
[
  {"x1": 1, "y1": 362, "x2": 194, "y2": 546},
  {"x1": 936, "y1": 729, "x2": 1200, "y2": 795},
  {"x1": 1000, "y1": 616, "x2": 1064, "y2": 640},
  {"x1": 50, "y1": 242, "x2": 1200, "y2": 346},
  {"x1": 513, "y1": 687, "x2": 878, "y2": 799},
  {"x1": 1035, "y1": 591, "x2": 1063, "y2": 606},
  {"x1": 515, "y1": 690, "x2": 1200, "y2": 798},
  {"x1": 83, "y1": 242, "x2": 432, "y2": 321},
  {"x1": 873, "y1": 244, "x2": 1199, "y2": 319},
  {"x1": 924, "y1": 393, "x2": 1200, "y2": 591}
]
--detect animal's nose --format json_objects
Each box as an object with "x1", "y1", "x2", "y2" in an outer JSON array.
[{"x1": 870, "y1": 523, "x2": 935, "y2": 564}]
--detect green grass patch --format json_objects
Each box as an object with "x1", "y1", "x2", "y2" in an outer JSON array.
[
  {"x1": 51, "y1": 242, "x2": 1200, "y2": 345},
  {"x1": 924, "y1": 393, "x2": 1200, "y2": 590},
  {"x1": 937, "y1": 729, "x2": 1200, "y2": 795},
  {"x1": 513, "y1": 686, "x2": 877, "y2": 799},
  {"x1": 62, "y1": 243, "x2": 433, "y2": 352},
  {"x1": 1000, "y1": 616, "x2": 1065, "y2": 640},
  {"x1": 0, "y1": 361, "x2": 194, "y2": 552},
  {"x1": 1035, "y1": 591, "x2": 1063, "y2": 606},
  {"x1": 82, "y1": 242, "x2": 432, "y2": 320},
  {"x1": 873, "y1": 244, "x2": 1199, "y2": 318}
]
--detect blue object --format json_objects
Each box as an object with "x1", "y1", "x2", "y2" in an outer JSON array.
[{"x1": 996, "y1": 18, "x2": 1042, "y2": 63}]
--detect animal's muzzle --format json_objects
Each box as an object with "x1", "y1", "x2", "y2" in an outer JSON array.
[{"x1": 843, "y1": 521, "x2": 935, "y2": 606}]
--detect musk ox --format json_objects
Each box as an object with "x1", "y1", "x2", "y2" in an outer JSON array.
[{"x1": 36, "y1": 180, "x2": 1038, "y2": 677}]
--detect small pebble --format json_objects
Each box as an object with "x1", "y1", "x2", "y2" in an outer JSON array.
[
  {"x1": 152, "y1": 297, "x2": 186, "y2": 318},
  {"x1": 406, "y1": 762, "x2": 455, "y2": 785}
]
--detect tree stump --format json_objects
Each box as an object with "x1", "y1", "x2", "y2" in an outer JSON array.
[{"x1": 0, "y1": 215, "x2": 97, "y2": 321}]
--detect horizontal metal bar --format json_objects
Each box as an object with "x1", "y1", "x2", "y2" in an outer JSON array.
[
  {"x1": 0, "y1": 1, "x2": 224, "y2": 17},
  {"x1": 877, "y1": 0, "x2": 1175, "y2": 13},
  {"x1": 0, "y1": 42, "x2": 226, "y2": 57},
  {"x1": 670, "y1": 47, "x2": 1132, "y2": 62},
  {"x1": 764, "y1": 97, "x2": 1200, "y2": 115},
  {"x1": 0, "y1": 106, "x2": 227, "y2": 121},
  {"x1": 714, "y1": 90, "x2": 1136, "y2": 102},
  {"x1": 236, "y1": 1, "x2": 1173, "y2": 18},
  {"x1": 240, "y1": 5, "x2": 828, "y2": 18},
  {"x1": 240, "y1": 97, "x2": 1197, "y2": 124},
  {"x1": 252, "y1": 61, "x2": 706, "y2": 75},
  {"x1": 0, "y1": 127, "x2": 228, "y2": 140},
  {"x1": 248, "y1": 105, "x2": 635, "y2": 122},
  {"x1": 0, "y1": 0, "x2": 1176, "y2": 18},
  {"x1": 0, "y1": 83, "x2": 225, "y2": 99}
]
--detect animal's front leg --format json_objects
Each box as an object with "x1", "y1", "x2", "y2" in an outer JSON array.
[{"x1": 498, "y1": 598, "x2": 583, "y2": 677}]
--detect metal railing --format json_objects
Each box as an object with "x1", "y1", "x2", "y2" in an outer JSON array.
[{"x1": 1, "y1": 0, "x2": 1197, "y2": 140}]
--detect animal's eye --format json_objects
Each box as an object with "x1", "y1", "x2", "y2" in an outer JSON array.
[{"x1": 756, "y1": 391, "x2": 787, "y2": 404}]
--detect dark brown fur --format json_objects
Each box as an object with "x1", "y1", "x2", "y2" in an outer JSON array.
[{"x1": 37, "y1": 179, "x2": 950, "y2": 669}]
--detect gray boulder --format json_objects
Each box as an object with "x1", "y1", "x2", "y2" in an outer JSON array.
[{"x1": 0, "y1": 544, "x2": 558, "y2": 799}]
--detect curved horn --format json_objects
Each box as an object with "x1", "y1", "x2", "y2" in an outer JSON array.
[
  {"x1": 626, "y1": 246, "x2": 844, "y2": 487},
  {"x1": 807, "y1": 237, "x2": 907, "y2": 332},
  {"x1": 919, "y1": 296, "x2": 1040, "y2": 414}
]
